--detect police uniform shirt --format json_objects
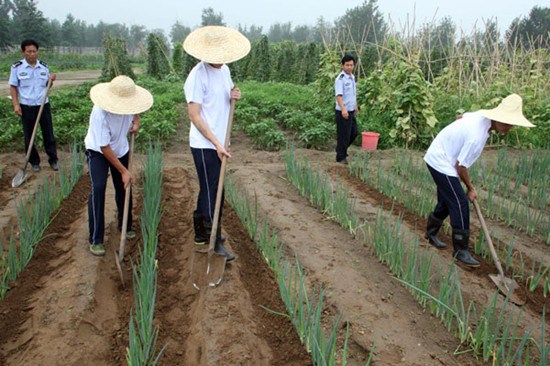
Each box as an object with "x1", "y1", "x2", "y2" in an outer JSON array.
[
  {"x1": 84, "y1": 105, "x2": 132, "y2": 158},
  {"x1": 424, "y1": 112, "x2": 491, "y2": 177},
  {"x1": 8, "y1": 58, "x2": 50, "y2": 106},
  {"x1": 334, "y1": 71, "x2": 356, "y2": 112}
]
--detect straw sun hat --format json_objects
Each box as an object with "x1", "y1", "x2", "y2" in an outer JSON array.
[
  {"x1": 90, "y1": 75, "x2": 153, "y2": 115},
  {"x1": 478, "y1": 94, "x2": 535, "y2": 128},
  {"x1": 183, "y1": 26, "x2": 251, "y2": 64}
]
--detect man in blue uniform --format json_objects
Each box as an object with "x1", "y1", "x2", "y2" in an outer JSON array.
[
  {"x1": 9, "y1": 39, "x2": 58, "y2": 172},
  {"x1": 334, "y1": 54, "x2": 358, "y2": 164}
]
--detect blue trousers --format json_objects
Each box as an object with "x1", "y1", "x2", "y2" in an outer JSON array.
[
  {"x1": 426, "y1": 164, "x2": 469, "y2": 230},
  {"x1": 21, "y1": 103, "x2": 58, "y2": 165},
  {"x1": 191, "y1": 148, "x2": 223, "y2": 225},
  {"x1": 86, "y1": 149, "x2": 132, "y2": 245},
  {"x1": 335, "y1": 110, "x2": 358, "y2": 162}
]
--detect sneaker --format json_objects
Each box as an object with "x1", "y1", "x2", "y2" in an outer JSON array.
[
  {"x1": 126, "y1": 230, "x2": 136, "y2": 240},
  {"x1": 89, "y1": 243, "x2": 105, "y2": 256},
  {"x1": 31, "y1": 164, "x2": 40, "y2": 172},
  {"x1": 50, "y1": 161, "x2": 59, "y2": 171},
  {"x1": 337, "y1": 159, "x2": 348, "y2": 165}
]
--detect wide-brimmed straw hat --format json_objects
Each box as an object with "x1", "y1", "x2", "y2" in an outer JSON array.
[
  {"x1": 478, "y1": 94, "x2": 535, "y2": 127},
  {"x1": 90, "y1": 75, "x2": 153, "y2": 115},
  {"x1": 183, "y1": 26, "x2": 251, "y2": 64}
]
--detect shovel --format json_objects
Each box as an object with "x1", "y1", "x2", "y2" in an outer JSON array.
[
  {"x1": 191, "y1": 99, "x2": 235, "y2": 290},
  {"x1": 473, "y1": 199, "x2": 525, "y2": 305},
  {"x1": 115, "y1": 132, "x2": 135, "y2": 286},
  {"x1": 12, "y1": 78, "x2": 53, "y2": 188}
]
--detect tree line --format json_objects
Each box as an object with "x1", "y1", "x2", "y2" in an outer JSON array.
[{"x1": 1, "y1": 0, "x2": 547, "y2": 54}]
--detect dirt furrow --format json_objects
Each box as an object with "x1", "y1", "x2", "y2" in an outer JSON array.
[
  {"x1": 229, "y1": 162, "x2": 478, "y2": 366},
  {"x1": 155, "y1": 161, "x2": 310, "y2": 365}
]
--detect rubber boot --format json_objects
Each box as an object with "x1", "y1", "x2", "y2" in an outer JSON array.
[
  {"x1": 203, "y1": 222, "x2": 234, "y2": 262},
  {"x1": 193, "y1": 210, "x2": 207, "y2": 246},
  {"x1": 452, "y1": 229, "x2": 480, "y2": 267},
  {"x1": 425, "y1": 214, "x2": 447, "y2": 249}
]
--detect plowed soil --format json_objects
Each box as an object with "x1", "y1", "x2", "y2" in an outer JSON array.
[{"x1": 0, "y1": 104, "x2": 547, "y2": 365}]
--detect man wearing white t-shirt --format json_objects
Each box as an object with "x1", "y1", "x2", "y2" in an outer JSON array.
[
  {"x1": 85, "y1": 76, "x2": 153, "y2": 256},
  {"x1": 423, "y1": 94, "x2": 535, "y2": 267},
  {"x1": 183, "y1": 26, "x2": 251, "y2": 262}
]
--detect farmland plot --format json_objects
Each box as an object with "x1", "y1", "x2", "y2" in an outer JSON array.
[{"x1": 0, "y1": 129, "x2": 547, "y2": 365}]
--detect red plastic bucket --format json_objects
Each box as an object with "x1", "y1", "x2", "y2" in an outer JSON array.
[{"x1": 361, "y1": 132, "x2": 380, "y2": 150}]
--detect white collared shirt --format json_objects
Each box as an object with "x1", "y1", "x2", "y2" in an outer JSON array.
[
  {"x1": 84, "y1": 106, "x2": 132, "y2": 158},
  {"x1": 424, "y1": 112, "x2": 491, "y2": 177}
]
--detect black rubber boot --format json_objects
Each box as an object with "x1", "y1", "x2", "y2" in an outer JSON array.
[
  {"x1": 193, "y1": 210, "x2": 207, "y2": 246},
  {"x1": 203, "y1": 222, "x2": 234, "y2": 261},
  {"x1": 425, "y1": 214, "x2": 447, "y2": 249},
  {"x1": 452, "y1": 229, "x2": 480, "y2": 267}
]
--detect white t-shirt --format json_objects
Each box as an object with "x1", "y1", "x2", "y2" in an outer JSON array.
[
  {"x1": 424, "y1": 112, "x2": 491, "y2": 177},
  {"x1": 184, "y1": 61, "x2": 234, "y2": 149},
  {"x1": 84, "y1": 105, "x2": 132, "y2": 158}
]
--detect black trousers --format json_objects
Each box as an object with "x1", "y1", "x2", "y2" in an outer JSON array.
[
  {"x1": 426, "y1": 163, "x2": 470, "y2": 231},
  {"x1": 20, "y1": 103, "x2": 58, "y2": 166},
  {"x1": 191, "y1": 147, "x2": 224, "y2": 226},
  {"x1": 335, "y1": 110, "x2": 358, "y2": 162},
  {"x1": 86, "y1": 149, "x2": 132, "y2": 245}
]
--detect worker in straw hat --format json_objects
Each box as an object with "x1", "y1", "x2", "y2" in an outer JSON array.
[
  {"x1": 423, "y1": 94, "x2": 535, "y2": 267},
  {"x1": 183, "y1": 26, "x2": 251, "y2": 262},
  {"x1": 84, "y1": 75, "x2": 153, "y2": 256}
]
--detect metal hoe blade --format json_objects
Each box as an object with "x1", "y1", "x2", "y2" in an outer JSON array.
[
  {"x1": 11, "y1": 169, "x2": 27, "y2": 188},
  {"x1": 473, "y1": 199, "x2": 525, "y2": 306},
  {"x1": 115, "y1": 249, "x2": 126, "y2": 286}
]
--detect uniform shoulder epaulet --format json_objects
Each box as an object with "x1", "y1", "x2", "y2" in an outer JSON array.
[
  {"x1": 39, "y1": 60, "x2": 49, "y2": 68},
  {"x1": 11, "y1": 61, "x2": 22, "y2": 68},
  {"x1": 339, "y1": 73, "x2": 345, "y2": 79}
]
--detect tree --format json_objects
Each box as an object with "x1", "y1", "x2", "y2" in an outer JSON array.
[
  {"x1": 201, "y1": 7, "x2": 225, "y2": 26},
  {"x1": 0, "y1": 0, "x2": 14, "y2": 50},
  {"x1": 507, "y1": 6, "x2": 550, "y2": 49},
  {"x1": 268, "y1": 22, "x2": 292, "y2": 42},
  {"x1": 334, "y1": 0, "x2": 386, "y2": 45},
  {"x1": 238, "y1": 24, "x2": 263, "y2": 42},
  {"x1": 61, "y1": 14, "x2": 79, "y2": 48},
  {"x1": 170, "y1": 21, "x2": 191, "y2": 44},
  {"x1": 11, "y1": 0, "x2": 50, "y2": 46},
  {"x1": 129, "y1": 24, "x2": 147, "y2": 52}
]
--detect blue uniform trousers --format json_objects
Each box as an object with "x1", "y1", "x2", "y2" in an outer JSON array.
[
  {"x1": 86, "y1": 149, "x2": 132, "y2": 245},
  {"x1": 191, "y1": 147, "x2": 224, "y2": 225},
  {"x1": 21, "y1": 103, "x2": 58, "y2": 166},
  {"x1": 426, "y1": 163, "x2": 470, "y2": 231},
  {"x1": 335, "y1": 110, "x2": 358, "y2": 162}
]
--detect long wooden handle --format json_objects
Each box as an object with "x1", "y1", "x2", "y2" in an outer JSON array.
[
  {"x1": 24, "y1": 78, "x2": 53, "y2": 168},
  {"x1": 208, "y1": 99, "x2": 236, "y2": 251},
  {"x1": 473, "y1": 199, "x2": 506, "y2": 278},
  {"x1": 118, "y1": 132, "x2": 135, "y2": 261}
]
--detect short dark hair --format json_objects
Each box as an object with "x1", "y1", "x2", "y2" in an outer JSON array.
[
  {"x1": 21, "y1": 39, "x2": 39, "y2": 51},
  {"x1": 341, "y1": 54, "x2": 355, "y2": 65}
]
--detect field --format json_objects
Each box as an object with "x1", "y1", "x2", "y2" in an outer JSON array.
[
  {"x1": 0, "y1": 61, "x2": 548, "y2": 366},
  {"x1": 0, "y1": 121, "x2": 548, "y2": 366}
]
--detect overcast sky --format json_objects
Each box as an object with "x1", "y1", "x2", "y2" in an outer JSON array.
[{"x1": 39, "y1": 0, "x2": 544, "y2": 35}]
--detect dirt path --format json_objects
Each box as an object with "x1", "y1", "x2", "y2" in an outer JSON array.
[{"x1": 0, "y1": 70, "x2": 101, "y2": 97}]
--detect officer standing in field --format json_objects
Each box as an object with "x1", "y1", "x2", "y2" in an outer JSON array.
[
  {"x1": 334, "y1": 54, "x2": 359, "y2": 165},
  {"x1": 9, "y1": 39, "x2": 59, "y2": 172},
  {"x1": 424, "y1": 94, "x2": 535, "y2": 267}
]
